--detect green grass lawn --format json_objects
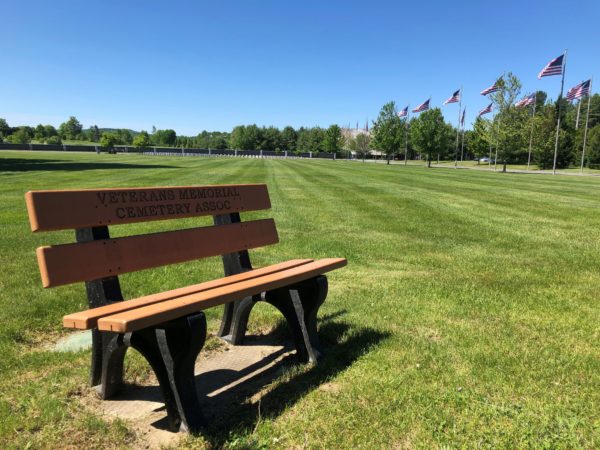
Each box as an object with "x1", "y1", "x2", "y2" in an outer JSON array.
[{"x1": 1, "y1": 151, "x2": 599, "y2": 448}]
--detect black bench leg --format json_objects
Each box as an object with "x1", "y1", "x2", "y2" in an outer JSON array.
[
  {"x1": 264, "y1": 275, "x2": 328, "y2": 364},
  {"x1": 155, "y1": 313, "x2": 207, "y2": 433},
  {"x1": 98, "y1": 312, "x2": 207, "y2": 433},
  {"x1": 98, "y1": 332, "x2": 127, "y2": 398},
  {"x1": 91, "y1": 328, "x2": 124, "y2": 388},
  {"x1": 216, "y1": 294, "x2": 260, "y2": 345}
]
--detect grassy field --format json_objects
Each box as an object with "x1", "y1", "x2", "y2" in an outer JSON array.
[{"x1": 1, "y1": 151, "x2": 599, "y2": 449}]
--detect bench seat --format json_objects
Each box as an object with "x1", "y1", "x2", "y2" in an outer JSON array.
[
  {"x1": 62, "y1": 258, "x2": 312, "y2": 330},
  {"x1": 64, "y1": 258, "x2": 346, "y2": 332}
]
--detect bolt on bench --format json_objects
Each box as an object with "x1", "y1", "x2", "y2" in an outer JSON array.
[{"x1": 26, "y1": 184, "x2": 346, "y2": 432}]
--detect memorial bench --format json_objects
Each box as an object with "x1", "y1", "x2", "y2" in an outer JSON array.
[{"x1": 26, "y1": 184, "x2": 346, "y2": 432}]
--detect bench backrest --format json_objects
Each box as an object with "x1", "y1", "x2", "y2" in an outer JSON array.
[{"x1": 26, "y1": 184, "x2": 277, "y2": 288}]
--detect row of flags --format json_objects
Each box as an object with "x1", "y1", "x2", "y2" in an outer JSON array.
[
  {"x1": 351, "y1": 53, "x2": 590, "y2": 172},
  {"x1": 398, "y1": 54, "x2": 591, "y2": 121},
  {"x1": 387, "y1": 52, "x2": 593, "y2": 174}
]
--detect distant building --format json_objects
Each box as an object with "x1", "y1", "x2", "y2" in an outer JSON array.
[
  {"x1": 341, "y1": 127, "x2": 370, "y2": 140},
  {"x1": 341, "y1": 127, "x2": 383, "y2": 157}
]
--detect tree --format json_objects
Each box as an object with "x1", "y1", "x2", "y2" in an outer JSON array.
[
  {"x1": 410, "y1": 108, "x2": 449, "y2": 167},
  {"x1": 153, "y1": 129, "x2": 177, "y2": 146},
  {"x1": 244, "y1": 125, "x2": 261, "y2": 150},
  {"x1": 281, "y1": 126, "x2": 297, "y2": 152},
  {"x1": 100, "y1": 132, "x2": 118, "y2": 148},
  {"x1": 532, "y1": 101, "x2": 574, "y2": 170},
  {"x1": 323, "y1": 125, "x2": 344, "y2": 154},
  {"x1": 260, "y1": 126, "x2": 281, "y2": 151},
  {"x1": 6, "y1": 126, "x2": 33, "y2": 144},
  {"x1": 230, "y1": 125, "x2": 261, "y2": 150},
  {"x1": 211, "y1": 133, "x2": 229, "y2": 149},
  {"x1": 0, "y1": 118, "x2": 9, "y2": 138},
  {"x1": 133, "y1": 131, "x2": 151, "y2": 148},
  {"x1": 46, "y1": 135, "x2": 62, "y2": 145},
  {"x1": 307, "y1": 127, "x2": 325, "y2": 152},
  {"x1": 229, "y1": 126, "x2": 246, "y2": 150},
  {"x1": 58, "y1": 116, "x2": 83, "y2": 140},
  {"x1": 89, "y1": 125, "x2": 100, "y2": 142},
  {"x1": 489, "y1": 73, "x2": 534, "y2": 171},
  {"x1": 295, "y1": 128, "x2": 309, "y2": 152},
  {"x1": 585, "y1": 125, "x2": 600, "y2": 167},
  {"x1": 34, "y1": 124, "x2": 46, "y2": 141},
  {"x1": 371, "y1": 101, "x2": 403, "y2": 164},
  {"x1": 116, "y1": 129, "x2": 133, "y2": 145},
  {"x1": 44, "y1": 125, "x2": 57, "y2": 138},
  {"x1": 348, "y1": 132, "x2": 371, "y2": 161},
  {"x1": 469, "y1": 117, "x2": 491, "y2": 160}
]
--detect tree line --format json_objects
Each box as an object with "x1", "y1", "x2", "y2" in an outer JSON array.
[
  {"x1": 0, "y1": 117, "x2": 346, "y2": 154},
  {"x1": 2, "y1": 74, "x2": 599, "y2": 169}
]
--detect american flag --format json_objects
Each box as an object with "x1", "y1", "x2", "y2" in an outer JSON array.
[
  {"x1": 566, "y1": 79, "x2": 591, "y2": 102},
  {"x1": 460, "y1": 108, "x2": 466, "y2": 127},
  {"x1": 481, "y1": 79, "x2": 502, "y2": 95},
  {"x1": 412, "y1": 99, "x2": 430, "y2": 113},
  {"x1": 515, "y1": 94, "x2": 536, "y2": 108},
  {"x1": 537, "y1": 54, "x2": 564, "y2": 79},
  {"x1": 478, "y1": 103, "x2": 493, "y2": 116},
  {"x1": 397, "y1": 106, "x2": 408, "y2": 117},
  {"x1": 443, "y1": 89, "x2": 461, "y2": 105}
]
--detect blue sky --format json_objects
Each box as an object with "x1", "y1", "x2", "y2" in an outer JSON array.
[{"x1": 2, "y1": 0, "x2": 599, "y2": 134}]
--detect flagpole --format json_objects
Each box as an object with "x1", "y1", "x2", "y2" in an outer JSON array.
[
  {"x1": 575, "y1": 98, "x2": 581, "y2": 129},
  {"x1": 493, "y1": 100, "x2": 500, "y2": 172},
  {"x1": 494, "y1": 116, "x2": 499, "y2": 172},
  {"x1": 581, "y1": 77, "x2": 593, "y2": 174},
  {"x1": 460, "y1": 108, "x2": 466, "y2": 162},
  {"x1": 365, "y1": 118, "x2": 370, "y2": 162},
  {"x1": 488, "y1": 119, "x2": 493, "y2": 170},
  {"x1": 527, "y1": 95, "x2": 537, "y2": 171},
  {"x1": 404, "y1": 108, "x2": 409, "y2": 166},
  {"x1": 552, "y1": 49, "x2": 567, "y2": 175},
  {"x1": 494, "y1": 72, "x2": 506, "y2": 172},
  {"x1": 454, "y1": 87, "x2": 462, "y2": 168}
]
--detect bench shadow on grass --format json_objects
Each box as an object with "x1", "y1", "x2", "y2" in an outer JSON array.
[
  {"x1": 191, "y1": 310, "x2": 388, "y2": 440},
  {"x1": 198, "y1": 321, "x2": 390, "y2": 445},
  {"x1": 108, "y1": 311, "x2": 389, "y2": 442},
  {"x1": 0, "y1": 157, "x2": 175, "y2": 172}
]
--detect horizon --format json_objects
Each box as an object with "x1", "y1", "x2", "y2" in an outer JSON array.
[{"x1": 2, "y1": 0, "x2": 598, "y2": 134}]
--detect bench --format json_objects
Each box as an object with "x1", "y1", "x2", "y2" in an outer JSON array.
[{"x1": 26, "y1": 184, "x2": 346, "y2": 432}]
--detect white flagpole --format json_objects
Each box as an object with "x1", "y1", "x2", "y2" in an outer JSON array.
[
  {"x1": 552, "y1": 50, "x2": 567, "y2": 175},
  {"x1": 460, "y1": 108, "x2": 466, "y2": 163},
  {"x1": 454, "y1": 87, "x2": 462, "y2": 168},
  {"x1": 575, "y1": 98, "x2": 582, "y2": 129},
  {"x1": 527, "y1": 95, "x2": 537, "y2": 171},
  {"x1": 494, "y1": 116, "x2": 499, "y2": 172},
  {"x1": 581, "y1": 78, "x2": 593, "y2": 174},
  {"x1": 488, "y1": 124, "x2": 493, "y2": 169},
  {"x1": 404, "y1": 108, "x2": 409, "y2": 166}
]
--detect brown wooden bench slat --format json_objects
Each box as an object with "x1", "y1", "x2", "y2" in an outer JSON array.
[
  {"x1": 96, "y1": 258, "x2": 347, "y2": 333},
  {"x1": 26, "y1": 184, "x2": 270, "y2": 232},
  {"x1": 63, "y1": 259, "x2": 314, "y2": 329},
  {"x1": 37, "y1": 219, "x2": 278, "y2": 288}
]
